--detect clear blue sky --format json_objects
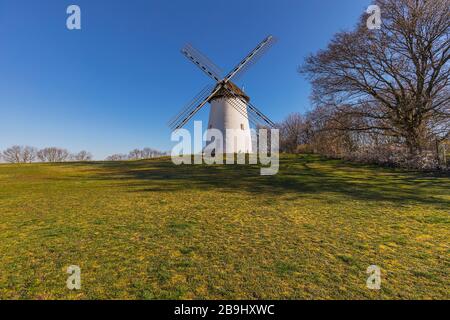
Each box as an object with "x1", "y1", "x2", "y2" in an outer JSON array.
[{"x1": 0, "y1": 0, "x2": 371, "y2": 159}]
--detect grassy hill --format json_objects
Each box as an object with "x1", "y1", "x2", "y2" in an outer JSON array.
[{"x1": 0, "y1": 154, "x2": 448, "y2": 299}]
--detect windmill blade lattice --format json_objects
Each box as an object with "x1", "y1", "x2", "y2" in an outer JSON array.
[
  {"x1": 229, "y1": 37, "x2": 277, "y2": 83},
  {"x1": 181, "y1": 44, "x2": 222, "y2": 82},
  {"x1": 168, "y1": 83, "x2": 215, "y2": 129},
  {"x1": 172, "y1": 85, "x2": 222, "y2": 130},
  {"x1": 223, "y1": 36, "x2": 275, "y2": 84}
]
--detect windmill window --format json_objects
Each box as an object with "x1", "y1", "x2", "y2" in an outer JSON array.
[{"x1": 240, "y1": 124, "x2": 245, "y2": 130}]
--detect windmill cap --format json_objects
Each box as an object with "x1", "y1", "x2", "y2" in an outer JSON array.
[{"x1": 209, "y1": 81, "x2": 250, "y2": 102}]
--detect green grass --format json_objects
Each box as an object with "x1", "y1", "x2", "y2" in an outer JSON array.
[{"x1": 0, "y1": 154, "x2": 448, "y2": 299}]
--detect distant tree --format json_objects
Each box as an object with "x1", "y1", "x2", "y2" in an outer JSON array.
[
  {"x1": 73, "y1": 150, "x2": 93, "y2": 161},
  {"x1": 3, "y1": 146, "x2": 21, "y2": 163},
  {"x1": 126, "y1": 148, "x2": 166, "y2": 160},
  {"x1": 278, "y1": 113, "x2": 310, "y2": 153},
  {"x1": 105, "y1": 154, "x2": 128, "y2": 161},
  {"x1": 37, "y1": 147, "x2": 70, "y2": 162},
  {"x1": 128, "y1": 149, "x2": 143, "y2": 160},
  {"x1": 305, "y1": 106, "x2": 362, "y2": 157},
  {"x1": 22, "y1": 146, "x2": 38, "y2": 163},
  {"x1": 141, "y1": 147, "x2": 157, "y2": 159},
  {"x1": 105, "y1": 148, "x2": 167, "y2": 161},
  {"x1": 2, "y1": 145, "x2": 37, "y2": 163}
]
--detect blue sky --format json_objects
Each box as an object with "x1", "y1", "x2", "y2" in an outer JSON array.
[{"x1": 0, "y1": 0, "x2": 371, "y2": 159}]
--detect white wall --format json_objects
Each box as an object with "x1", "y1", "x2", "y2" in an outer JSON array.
[{"x1": 206, "y1": 97, "x2": 252, "y2": 153}]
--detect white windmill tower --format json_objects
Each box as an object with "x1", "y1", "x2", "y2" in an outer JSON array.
[{"x1": 169, "y1": 36, "x2": 276, "y2": 154}]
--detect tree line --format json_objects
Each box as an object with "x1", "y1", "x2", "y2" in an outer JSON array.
[
  {"x1": 105, "y1": 148, "x2": 168, "y2": 161},
  {"x1": 0, "y1": 146, "x2": 167, "y2": 163},
  {"x1": 0, "y1": 146, "x2": 92, "y2": 163},
  {"x1": 278, "y1": 0, "x2": 449, "y2": 170}
]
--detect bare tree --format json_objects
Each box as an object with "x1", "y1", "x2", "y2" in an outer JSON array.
[
  {"x1": 305, "y1": 107, "x2": 368, "y2": 157},
  {"x1": 141, "y1": 147, "x2": 158, "y2": 159},
  {"x1": 278, "y1": 113, "x2": 312, "y2": 153},
  {"x1": 300, "y1": 0, "x2": 450, "y2": 155},
  {"x1": 105, "y1": 154, "x2": 128, "y2": 161},
  {"x1": 22, "y1": 146, "x2": 38, "y2": 163},
  {"x1": 127, "y1": 148, "x2": 166, "y2": 160},
  {"x1": 3, "y1": 146, "x2": 22, "y2": 163},
  {"x1": 37, "y1": 147, "x2": 70, "y2": 162},
  {"x1": 128, "y1": 149, "x2": 143, "y2": 160},
  {"x1": 2, "y1": 145, "x2": 37, "y2": 163},
  {"x1": 73, "y1": 150, "x2": 93, "y2": 161}
]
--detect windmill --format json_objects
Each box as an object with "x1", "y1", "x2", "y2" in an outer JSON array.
[{"x1": 168, "y1": 35, "x2": 276, "y2": 154}]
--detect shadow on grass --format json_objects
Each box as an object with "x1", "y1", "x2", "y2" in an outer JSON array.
[{"x1": 67, "y1": 155, "x2": 450, "y2": 210}]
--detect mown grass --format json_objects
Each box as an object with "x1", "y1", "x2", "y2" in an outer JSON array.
[{"x1": 0, "y1": 154, "x2": 448, "y2": 299}]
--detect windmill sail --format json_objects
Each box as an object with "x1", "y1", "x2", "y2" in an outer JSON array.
[
  {"x1": 223, "y1": 36, "x2": 275, "y2": 83},
  {"x1": 171, "y1": 85, "x2": 222, "y2": 130},
  {"x1": 181, "y1": 44, "x2": 222, "y2": 82},
  {"x1": 171, "y1": 35, "x2": 276, "y2": 136},
  {"x1": 168, "y1": 84, "x2": 214, "y2": 129}
]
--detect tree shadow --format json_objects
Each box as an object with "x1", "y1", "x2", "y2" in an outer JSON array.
[{"x1": 69, "y1": 155, "x2": 450, "y2": 210}]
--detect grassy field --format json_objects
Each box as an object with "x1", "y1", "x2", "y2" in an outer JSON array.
[{"x1": 0, "y1": 154, "x2": 448, "y2": 299}]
